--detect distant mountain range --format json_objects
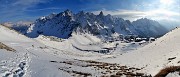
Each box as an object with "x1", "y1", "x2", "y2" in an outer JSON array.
[
  {"x1": 3, "y1": 10, "x2": 169, "y2": 39},
  {"x1": 2, "y1": 21, "x2": 32, "y2": 34}
]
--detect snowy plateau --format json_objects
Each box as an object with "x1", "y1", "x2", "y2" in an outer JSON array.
[{"x1": 0, "y1": 10, "x2": 180, "y2": 77}]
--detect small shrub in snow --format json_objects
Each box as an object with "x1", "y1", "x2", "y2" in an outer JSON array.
[
  {"x1": 155, "y1": 66, "x2": 180, "y2": 77},
  {"x1": 110, "y1": 75, "x2": 122, "y2": 77},
  {"x1": 168, "y1": 57, "x2": 176, "y2": 60},
  {"x1": 0, "y1": 42, "x2": 16, "y2": 52}
]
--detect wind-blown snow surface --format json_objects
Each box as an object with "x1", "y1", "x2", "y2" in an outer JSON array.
[
  {"x1": 0, "y1": 24, "x2": 180, "y2": 77},
  {"x1": 100, "y1": 27, "x2": 180, "y2": 76},
  {"x1": 0, "y1": 25, "x2": 62, "y2": 77},
  {"x1": 0, "y1": 25, "x2": 90, "y2": 77},
  {"x1": 0, "y1": 25, "x2": 130, "y2": 77}
]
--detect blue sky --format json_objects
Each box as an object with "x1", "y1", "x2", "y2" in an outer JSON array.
[{"x1": 0, "y1": 0, "x2": 179, "y2": 23}]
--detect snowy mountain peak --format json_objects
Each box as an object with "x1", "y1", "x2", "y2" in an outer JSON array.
[
  {"x1": 99, "y1": 11, "x2": 104, "y2": 16},
  {"x1": 79, "y1": 10, "x2": 85, "y2": 15},
  {"x1": 106, "y1": 14, "x2": 112, "y2": 18},
  {"x1": 132, "y1": 18, "x2": 168, "y2": 37},
  {"x1": 63, "y1": 9, "x2": 73, "y2": 16}
]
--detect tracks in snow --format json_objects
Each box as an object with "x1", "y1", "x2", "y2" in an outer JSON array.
[{"x1": 0, "y1": 53, "x2": 30, "y2": 77}]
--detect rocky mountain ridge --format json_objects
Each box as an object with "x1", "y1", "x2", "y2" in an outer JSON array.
[{"x1": 17, "y1": 10, "x2": 168, "y2": 39}]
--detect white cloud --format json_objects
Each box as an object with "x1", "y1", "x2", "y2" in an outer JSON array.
[
  {"x1": 93, "y1": 9, "x2": 145, "y2": 16},
  {"x1": 26, "y1": 7, "x2": 63, "y2": 12},
  {"x1": 12, "y1": 0, "x2": 47, "y2": 6},
  {"x1": 92, "y1": 9, "x2": 180, "y2": 22},
  {"x1": 160, "y1": 0, "x2": 174, "y2": 5}
]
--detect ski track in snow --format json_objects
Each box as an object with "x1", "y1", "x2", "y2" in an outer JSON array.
[{"x1": 0, "y1": 53, "x2": 30, "y2": 77}]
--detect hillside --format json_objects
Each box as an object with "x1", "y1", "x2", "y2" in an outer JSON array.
[
  {"x1": 0, "y1": 24, "x2": 150, "y2": 77},
  {"x1": 0, "y1": 24, "x2": 143, "y2": 77},
  {"x1": 100, "y1": 27, "x2": 180, "y2": 76}
]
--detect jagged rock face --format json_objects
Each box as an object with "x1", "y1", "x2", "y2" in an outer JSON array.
[
  {"x1": 26, "y1": 10, "x2": 168, "y2": 39},
  {"x1": 74, "y1": 11, "x2": 136, "y2": 37},
  {"x1": 132, "y1": 18, "x2": 168, "y2": 38},
  {"x1": 26, "y1": 10, "x2": 80, "y2": 38}
]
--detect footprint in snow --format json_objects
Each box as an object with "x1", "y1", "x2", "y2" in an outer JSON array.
[{"x1": 0, "y1": 53, "x2": 30, "y2": 77}]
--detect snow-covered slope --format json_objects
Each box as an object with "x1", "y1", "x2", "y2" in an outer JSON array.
[
  {"x1": 0, "y1": 24, "x2": 149, "y2": 77},
  {"x1": 100, "y1": 27, "x2": 180, "y2": 76},
  {"x1": 0, "y1": 25, "x2": 95, "y2": 77}
]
